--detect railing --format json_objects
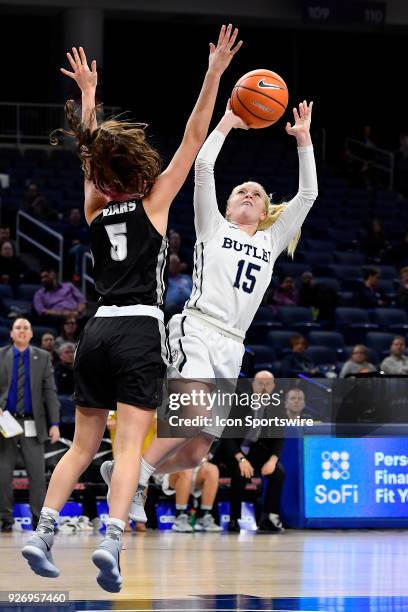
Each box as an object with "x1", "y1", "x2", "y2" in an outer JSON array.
[
  {"x1": 16, "y1": 211, "x2": 64, "y2": 282},
  {"x1": 345, "y1": 138, "x2": 395, "y2": 190},
  {"x1": 82, "y1": 251, "x2": 94, "y2": 298},
  {"x1": 0, "y1": 102, "x2": 121, "y2": 145}
]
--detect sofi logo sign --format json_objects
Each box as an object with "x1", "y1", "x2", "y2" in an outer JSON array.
[{"x1": 304, "y1": 439, "x2": 362, "y2": 516}]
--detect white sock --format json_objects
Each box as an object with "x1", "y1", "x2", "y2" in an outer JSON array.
[
  {"x1": 41, "y1": 507, "x2": 59, "y2": 520},
  {"x1": 106, "y1": 517, "x2": 125, "y2": 531},
  {"x1": 139, "y1": 457, "x2": 155, "y2": 487}
]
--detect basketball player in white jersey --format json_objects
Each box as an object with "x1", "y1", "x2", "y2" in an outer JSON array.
[
  {"x1": 21, "y1": 28, "x2": 242, "y2": 592},
  {"x1": 101, "y1": 98, "x2": 318, "y2": 522}
]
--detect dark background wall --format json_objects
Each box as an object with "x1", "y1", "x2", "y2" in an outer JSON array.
[{"x1": 0, "y1": 6, "x2": 406, "y2": 159}]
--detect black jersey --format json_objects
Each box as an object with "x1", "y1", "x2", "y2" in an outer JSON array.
[{"x1": 90, "y1": 199, "x2": 169, "y2": 308}]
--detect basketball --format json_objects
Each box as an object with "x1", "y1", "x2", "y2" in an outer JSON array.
[{"x1": 230, "y1": 68, "x2": 289, "y2": 129}]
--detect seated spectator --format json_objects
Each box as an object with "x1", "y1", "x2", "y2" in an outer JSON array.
[
  {"x1": 361, "y1": 219, "x2": 389, "y2": 263},
  {"x1": 40, "y1": 332, "x2": 59, "y2": 366},
  {"x1": 380, "y1": 336, "x2": 408, "y2": 375},
  {"x1": 218, "y1": 371, "x2": 285, "y2": 533},
  {"x1": 22, "y1": 182, "x2": 57, "y2": 221},
  {"x1": 54, "y1": 342, "x2": 75, "y2": 395},
  {"x1": 353, "y1": 267, "x2": 387, "y2": 308},
  {"x1": 169, "y1": 230, "x2": 191, "y2": 273},
  {"x1": 63, "y1": 208, "x2": 90, "y2": 281},
  {"x1": 33, "y1": 267, "x2": 86, "y2": 322},
  {"x1": 0, "y1": 226, "x2": 16, "y2": 251},
  {"x1": 165, "y1": 254, "x2": 193, "y2": 313},
  {"x1": 396, "y1": 266, "x2": 408, "y2": 311},
  {"x1": 0, "y1": 241, "x2": 27, "y2": 289},
  {"x1": 270, "y1": 276, "x2": 298, "y2": 308},
  {"x1": 339, "y1": 344, "x2": 377, "y2": 378},
  {"x1": 155, "y1": 459, "x2": 221, "y2": 533},
  {"x1": 281, "y1": 334, "x2": 319, "y2": 378},
  {"x1": 54, "y1": 315, "x2": 81, "y2": 350},
  {"x1": 298, "y1": 271, "x2": 338, "y2": 324}
]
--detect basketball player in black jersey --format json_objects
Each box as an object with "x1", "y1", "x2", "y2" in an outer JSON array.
[{"x1": 22, "y1": 30, "x2": 242, "y2": 592}]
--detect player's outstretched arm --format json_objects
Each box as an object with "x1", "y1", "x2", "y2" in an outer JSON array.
[
  {"x1": 61, "y1": 46, "x2": 106, "y2": 223},
  {"x1": 193, "y1": 102, "x2": 248, "y2": 238},
  {"x1": 285, "y1": 99, "x2": 313, "y2": 147},
  {"x1": 271, "y1": 100, "x2": 318, "y2": 254},
  {"x1": 61, "y1": 46, "x2": 98, "y2": 132},
  {"x1": 144, "y1": 24, "x2": 242, "y2": 225}
]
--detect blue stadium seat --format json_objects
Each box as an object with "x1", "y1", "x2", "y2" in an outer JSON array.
[
  {"x1": 0, "y1": 285, "x2": 13, "y2": 299},
  {"x1": 314, "y1": 277, "x2": 341, "y2": 293},
  {"x1": 3, "y1": 299, "x2": 32, "y2": 316},
  {"x1": 277, "y1": 306, "x2": 320, "y2": 334},
  {"x1": 303, "y1": 239, "x2": 336, "y2": 252},
  {"x1": 334, "y1": 252, "x2": 366, "y2": 266},
  {"x1": 266, "y1": 330, "x2": 297, "y2": 356},
  {"x1": 275, "y1": 263, "x2": 310, "y2": 278},
  {"x1": 371, "y1": 308, "x2": 408, "y2": 333},
  {"x1": 365, "y1": 332, "x2": 395, "y2": 357},
  {"x1": 246, "y1": 321, "x2": 282, "y2": 344},
  {"x1": 300, "y1": 252, "x2": 334, "y2": 267},
  {"x1": 0, "y1": 326, "x2": 11, "y2": 346},
  {"x1": 328, "y1": 265, "x2": 363, "y2": 281},
  {"x1": 335, "y1": 308, "x2": 379, "y2": 344},
  {"x1": 247, "y1": 345, "x2": 276, "y2": 370},
  {"x1": 16, "y1": 284, "x2": 41, "y2": 301},
  {"x1": 254, "y1": 306, "x2": 276, "y2": 322},
  {"x1": 304, "y1": 346, "x2": 337, "y2": 365},
  {"x1": 308, "y1": 331, "x2": 346, "y2": 356}
]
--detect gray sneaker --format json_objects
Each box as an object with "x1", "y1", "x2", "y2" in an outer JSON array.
[
  {"x1": 100, "y1": 460, "x2": 147, "y2": 523},
  {"x1": 195, "y1": 514, "x2": 222, "y2": 532},
  {"x1": 92, "y1": 524, "x2": 123, "y2": 593},
  {"x1": 128, "y1": 485, "x2": 147, "y2": 523},
  {"x1": 21, "y1": 514, "x2": 59, "y2": 578},
  {"x1": 172, "y1": 513, "x2": 193, "y2": 532}
]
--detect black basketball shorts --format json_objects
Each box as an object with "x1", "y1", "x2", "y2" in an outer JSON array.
[{"x1": 74, "y1": 316, "x2": 168, "y2": 410}]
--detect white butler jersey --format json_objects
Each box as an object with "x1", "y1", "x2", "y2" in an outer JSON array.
[{"x1": 184, "y1": 130, "x2": 318, "y2": 337}]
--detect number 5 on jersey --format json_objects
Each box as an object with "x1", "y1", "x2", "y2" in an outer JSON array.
[
  {"x1": 105, "y1": 222, "x2": 127, "y2": 262},
  {"x1": 233, "y1": 259, "x2": 261, "y2": 293}
]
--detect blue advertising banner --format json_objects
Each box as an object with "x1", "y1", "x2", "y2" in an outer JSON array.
[{"x1": 304, "y1": 437, "x2": 408, "y2": 518}]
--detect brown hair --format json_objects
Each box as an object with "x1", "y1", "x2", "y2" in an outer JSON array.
[{"x1": 51, "y1": 100, "x2": 162, "y2": 198}]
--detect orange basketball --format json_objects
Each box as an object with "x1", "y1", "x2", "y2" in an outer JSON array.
[{"x1": 230, "y1": 69, "x2": 289, "y2": 129}]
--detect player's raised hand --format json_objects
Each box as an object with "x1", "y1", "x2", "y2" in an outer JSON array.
[
  {"x1": 208, "y1": 24, "x2": 243, "y2": 76},
  {"x1": 61, "y1": 46, "x2": 97, "y2": 95},
  {"x1": 285, "y1": 100, "x2": 313, "y2": 146},
  {"x1": 224, "y1": 99, "x2": 249, "y2": 130}
]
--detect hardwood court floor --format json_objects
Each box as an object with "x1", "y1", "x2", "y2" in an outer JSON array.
[{"x1": 1, "y1": 529, "x2": 408, "y2": 602}]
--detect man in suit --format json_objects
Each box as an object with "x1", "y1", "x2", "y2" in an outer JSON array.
[
  {"x1": 218, "y1": 370, "x2": 285, "y2": 533},
  {"x1": 0, "y1": 318, "x2": 60, "y2": 532}
]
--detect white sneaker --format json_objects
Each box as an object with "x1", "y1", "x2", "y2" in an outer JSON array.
[
  {"x1": 172, "y1": 513, "x2": 193, "y2": 532},
  {"x1": 76, "y1": 516, "x2": 93, "y2": 532},
  {"x1": 195, "y1": 514, "x2": 222, "y2": 532},
  {"x1": 100, "y1": 460, "x2": 148, "y2": 523},
  {"x1": 57, "y1": 516, "x2": 78, "y2": 534}
]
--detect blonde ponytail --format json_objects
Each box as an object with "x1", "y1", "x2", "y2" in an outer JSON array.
[{"x1": 258, "y1": 199, "x2": 301, "y2": 258}]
